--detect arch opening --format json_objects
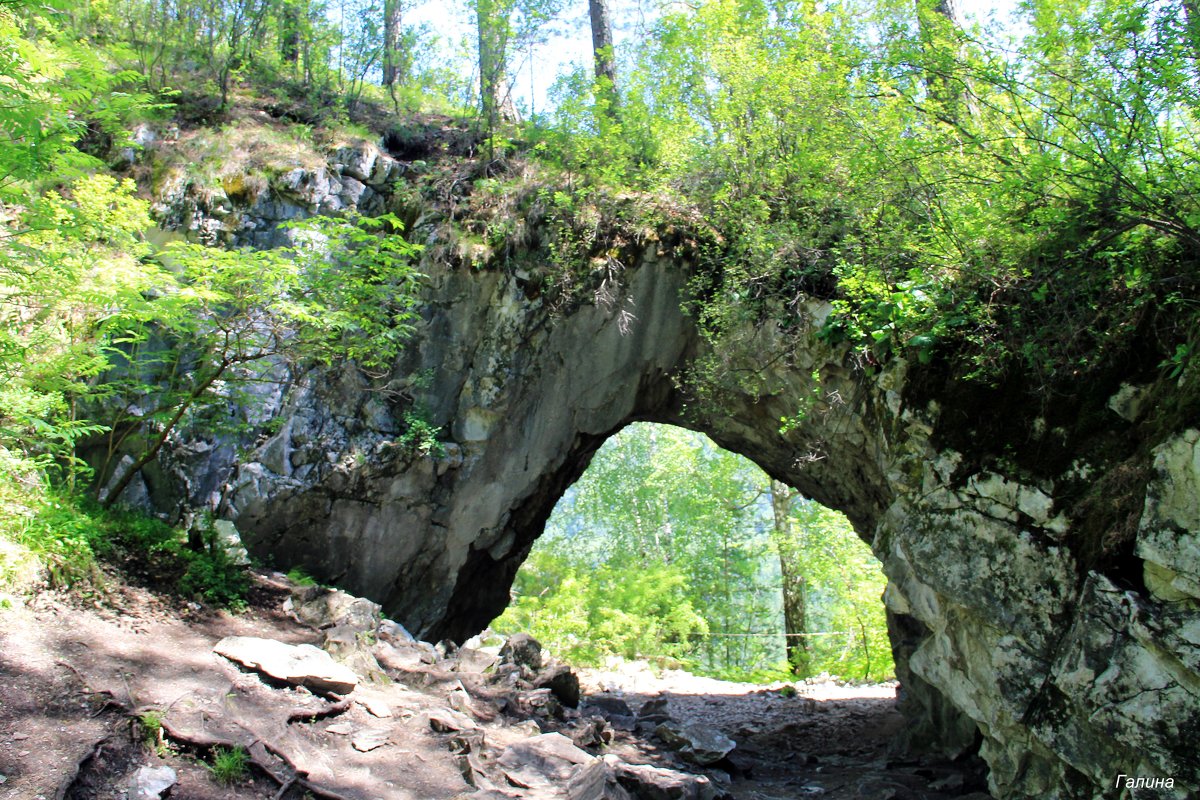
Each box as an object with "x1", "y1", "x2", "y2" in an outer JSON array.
[{"x1": 488, "y1": 421, "x2": 895, "y2": 685}]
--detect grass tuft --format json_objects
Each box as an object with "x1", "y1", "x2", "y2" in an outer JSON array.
[{"x1": 208, "y1": 745, "x2": 249, "y2": 785}]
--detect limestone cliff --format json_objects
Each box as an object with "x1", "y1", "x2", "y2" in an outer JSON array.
[{"x1": 118, "y1": 129, "x2": 1199, "y2": 800}]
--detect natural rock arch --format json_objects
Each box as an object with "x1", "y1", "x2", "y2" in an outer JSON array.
[
  {"x1": 206, "y1": 243, "x2": 1199, "y2": 799},
  {"x1": 137, "y1": 148, "x2": 1198, "y2": 800}
]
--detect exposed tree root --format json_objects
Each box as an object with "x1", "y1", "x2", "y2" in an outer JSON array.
[
  {"x1": 158, "y1": 717, "x2": 357, "y2": 800},
  {"x1": 286, "y1": 695, "x2": 352, "y2": 724}
]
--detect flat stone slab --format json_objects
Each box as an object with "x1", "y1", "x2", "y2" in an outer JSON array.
[
  {"x1": 351, "y1": 729, "x2": 390, "y2": 752},
  {"x1": 604, "y1": 756, "x2": 717, "y2": 800},
  {"x1": 656, "y1": 721, "x2": 736, "y2": 765},
  {"x1": 214, "y1": 636, "x2": 359, "y2": 695},
  {"x1": 497, "y1": 733, "x2": 605, "y2": 799}
]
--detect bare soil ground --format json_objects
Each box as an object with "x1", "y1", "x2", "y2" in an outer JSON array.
[
  {"x1": 579, "y1": 664, "x2": 991, "y2": 800},
  {"x1": 0, "y1": 574, "x2": 991, "y2": 800}
]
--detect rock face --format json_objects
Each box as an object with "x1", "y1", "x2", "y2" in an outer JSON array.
[{"x1": 129, "y1": 140, "x2": 1200, "y2": 800}]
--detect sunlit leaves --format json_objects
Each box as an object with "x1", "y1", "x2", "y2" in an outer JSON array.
[{"x1": 494, "y1": 423, "x2": 893, "y2": 682}]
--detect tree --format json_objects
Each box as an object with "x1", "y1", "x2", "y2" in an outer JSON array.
[
  {"x1": 781, "y1": 496, "x2": 891, "y2": 681},
  {"x1": 476, "y1": 0, "x2": 513, "y2": 137},
  {"x1": 98, "y1": 214, "x2": 424, "y2": 508},
  {"x1": 1186, "y1": 0, "x2": 1200, "y2": 60},
  {"x1": 770, "y1": 480, "x2": 808, "y2": 675},
  {"x1": 280, "y1": 0, "x2": 304, "y2": 70},
  {"x1": 382, "y1": 0, "x2": 405, "y2": 87},
  {"x1": 588, "y1": 0, "x2": 619, "y2": 112},
  {"x1": 497, "y1": 423, "x2": 776, "y2": 675},
  {"x1": 494, "y1": 423, "x2": 894, "y2": 681},
  {"x1": 2, "y1": 176, "x2": 162, "y2": 482},
  {"x1": 916, "y1": 0, "x2": 965, "y2": 121},
  {"x1": 200, "y1": 0, "x2": 273, "y2": 110},
  {"x1": 472, "y1": 0, "x2": 567, "y2": 146}
]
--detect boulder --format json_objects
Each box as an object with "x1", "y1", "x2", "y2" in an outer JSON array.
[
  {"x1": 374, "y1": 638, "x2": 435, "y2": 672},
  {"x1": 339, "y1": 176, "x2": 367, "y2": 207},
  {"x1": 571, "y1": 717, "x2": 614, "y2": 750},
  {"x1": 534, "y1": 664, "x2": 581, "y2": 708},
  {"x1": 497, "y1": 733, "x2": 606, "y2": 800},
  {"x1": 455, "y1": 645, "x2": 500, "y2": 673},
  {"x1": 127, "y1": 765, "x2": 177, "y2": 800},
  {"x1": 586, "y1": 694, "x2": 634, "y2": 718},
  {"x1": 334, "y1": 145, "x2": 378, "y2": 182},
  {"x1": 351, "y1": 729, "x2": 390, "y2": 752},
  {"x1": 367, "y1": 154, "x2": 396, "y2": 186},
  {"x1": 655, "y1": 721, "x2": 736, "y2": 766},
  {"x1": 213, "y1": 636, "x2": 359, "y2": 695},
  {"x1": 500, "y1": 633, "x2": 543, "y2": 671},
  {"x1": 637, "y1": 697, "x2": 672, "y2": 725},
  {"x1": 287, "y1": 585, "x2": 380, "y2": 632},
  {"x1": 587, "y1": 694, "x2": 636, "y2": 731},
  {"x1": 378, "y1": 619, "x2": 417, "y2": 644},
  {"x1": 428, "y1": 707, "x2": 481, "y2": 733},
  {"x1": 518, "y1": 687, "x2": 564, "y2": 720},
  {"x1": 603, "y1": 757, "x2": 717, "y2": 800}
]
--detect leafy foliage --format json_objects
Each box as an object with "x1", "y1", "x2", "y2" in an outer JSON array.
[
  {"x1": 89, "y1": 211, "x2": 422, "y2": 506},
  {"x1": 780, "y1": 497, "x2": 893, "y2": 682},
  {"x1": 0, "y1": 453, "x2": 250, "y2": 607},
  {"x1": 493, "y1": 423, "x2": 892, "y2": 682},
  {"x1": 518, "y1": 0, "x2": 1199, "y2": 389}
]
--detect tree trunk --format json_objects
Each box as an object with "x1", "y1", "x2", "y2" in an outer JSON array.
[
  {"x1": 916, "y1": 0, "x2": 963, "y2": 121},
  {"x1": 382, "y1": 0, "x2": 403, "y2": 86},
  {"x1": 476, "y1": 0, "x2": 509, "y2": 140},
  {"x1": 771, "y1": 481, "x2": 809, "y2": 676},
  {"x1": 280, "y1": 0, "x2": 300, "y2": 67},
  {"x1": 1185, "y1": 0, "x2": 1200, "y2": 62},
  {"x1": 588, "y1": 0, "x2": 618, "y2": 99},
  {"x1": 100, "y1": 363, "x2": 228, "y2": 509}
]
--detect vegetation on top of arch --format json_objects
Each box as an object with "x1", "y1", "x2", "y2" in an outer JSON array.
[
  {"x1": 518, "y1": 0, "x2": 1200, "y2": 390},
  {"x1": 17, "y1": 0, "x2": 1193, "y2": 394},
  {"x1": 5, "y1": 0, "x2": 1200, "y2": 456}
]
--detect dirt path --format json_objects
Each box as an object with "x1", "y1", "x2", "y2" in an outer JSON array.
[
  {"x1": 578, "y1": 664, "x2": 991, "y2": 800},
  {"x1": 0, "y1": 576, "x2": 992, "y2": 800}
]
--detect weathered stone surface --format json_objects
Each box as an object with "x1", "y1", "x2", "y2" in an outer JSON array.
[
  {"x1": 335, "y1": 144, "x2": 378, "y2": 182},
  {"x1": 497, "y1": 733, "x2": 606, "y2": 799},
  {"x1": 374, "y1": 639, "x2": 434, "y2": 672},
  {"x1": 357, "y1": 691, "x2": 393, "y2": 718},
  {"x1": 428, "y1": 707, "x2": 480, "y2": 733},
  {"x1": 535, "y1": 664, "x2": 581, "y2": 708},
  {"x1": 655, "y1": 721, "x2": 736, "y2": 766},
  {"x1": 587, "y1": 694, "x2": 633, "y2": 718},
  {"x1": 636, "y1": 697, "x2": 672, "y2": 725},
  {"x1": 285, "y1": 585, "x2": 386, "y2": 679},
  {"x1": 604, "y1": 756, "x2": 717, "y2": 800},
  {"x1": 127, "y1": 765, "x2": 177, "y2": 800},
  {"x1": 500, "y1": 633, "x2": 544, "y2": 672},
  {"x1": 214, "y1": 636, "x2": 359, "y2": 695},
  {"x1": 454, "y1": 645, "x2": 499, "y2": 673},
  {"x1": 1137, "y1": 429, "x2": 1200, "y2": 601}
]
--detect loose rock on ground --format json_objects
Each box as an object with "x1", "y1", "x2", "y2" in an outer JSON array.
[{"x1": 0, "y1": 572, "x2": 993, "y2": 800}]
